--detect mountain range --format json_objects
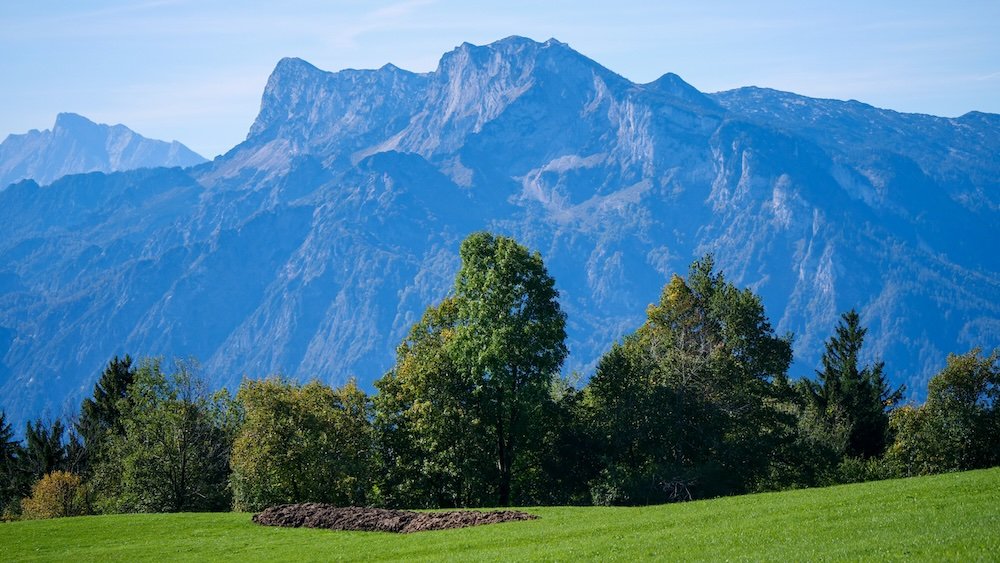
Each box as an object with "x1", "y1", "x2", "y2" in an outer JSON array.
[
  {"x1": 0, "y1": 113, "x2": 206, "y2": 189},
  {"x1": 1, "y1": 36, "x2": 997, "y2": 428}
]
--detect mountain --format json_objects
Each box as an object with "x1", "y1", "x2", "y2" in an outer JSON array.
[
  {"x1": 0, "y1": 113, "x2": 207, "y2": 189},
  {"x1": 0, "y1": 36, "x2": 997, "y2": 428}
]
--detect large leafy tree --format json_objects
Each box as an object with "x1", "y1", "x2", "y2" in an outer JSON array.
[
  {"x1": 95, "y1": 358, "x2": 231, "y2": 513},
  {"x1": 375, "y1": 232, "x2": 567, "y2": 507},
  {"x1": 889, "y1": 348, "x2": 999, "y2": 475},
  {"x1": 374, "y1": 298, "x2": 494, "y2": 508},
  {"x1": 451, "y1": 232, "x2": 568, "y2": 506},
  {"x1": 587, "y1": 256, "x2": 793, "y2": 503},
  {"x1": 230, "y1": 377, "x2": 373, "y2": 511},
  {"x1": 802, "y1": 310, "x2": 903, "y2": 460}
]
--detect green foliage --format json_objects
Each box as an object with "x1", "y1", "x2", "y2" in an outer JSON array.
[
  {"x1": 22, "y1": 418, "x2": 69, "y2": 480},
  {"x1": 230, "y1": 377, "x2": 373, "y2": 511},
  {"x1": 93, "y1": 358, "x2": 231, "y2": 513},
  {"x1": 374, "y1": 298, "x2": 494, "y2": 508},
  {"x1": 77, "y1": 355, "x2": 136, "y2": 476},
  {"x1": 586, "y1": 256, "x2": 793, "y2": 503},
  {"x1": 0, "y1": 412, "x2": 23, "y2": 516},
  {"x1": 2, "y1": 469, "x2": 998, "y2": 561},
  {"x1": 801, "y1": 310, "x2": 903, "y2": 460},
  {"x1": 513, "y1": 376, "x2": 600, "y2": 505},
  {"x1": 452, "y1": 231, "x2": 568, "y2": 506},
  {"x1": 374, "y1": 232, "x2": 567, "y2": 507},
  {"x1": 20, "y1": 470, "x2": 89, "y2": 520},
  {"x1": 888, "y1": 348, "x2": 1000, "y2": 476},
  {"x1": 832, "y1": 456, "x2": 899, "y2": 485}
]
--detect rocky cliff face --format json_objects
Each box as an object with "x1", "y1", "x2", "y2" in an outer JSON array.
[
  {"x1": 0, "y1": 36, "x2": 996, "y2": 427},
  {"x1": 0, "y1": 113, "x2": 207, "y2": 189}
]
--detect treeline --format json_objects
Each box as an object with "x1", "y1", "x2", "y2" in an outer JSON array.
[{"x1": 1, "y1": 232, "x2": 998, "y2": 519}]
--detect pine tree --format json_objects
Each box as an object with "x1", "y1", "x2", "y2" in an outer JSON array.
[
  {"x1": 0, "y1": 411, "x2": 23, "y2": 515},
  {"x1": 805, "y1": 310, "x2": 903, "y2": 459},
  {"x1": 22, "y1": 419, "x2": 68, "y2": 479},
  {"x1": 78, "y1": 355, "x2": 135, "y2": 460}
]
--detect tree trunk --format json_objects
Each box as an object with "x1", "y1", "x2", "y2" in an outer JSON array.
[{"x1": 497, "y1": 414, "x2": 511, "y2": 506}]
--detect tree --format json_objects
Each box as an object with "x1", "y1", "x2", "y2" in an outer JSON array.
[
  {"x1": 20, "y1": 471, "x2": 89, "y2": 519},
  {"x1": 22, "y1": 418, "x2": 68, "y2": 479},
  {"x1": 95, "y1": 358, "x2": 231, "y2": 513},
  {"x1": 802, "y1": 310, "x2": 903, "y2": 460},
  {"x1": 374, "y1": 298, "x2": 494, "y2": 508},
  {"x1": 230, "y1": 377, "x2": 373, "y2": 511},
  {"x1": 77, "y1": 355, "x2": 135, "y2": 475},
  {"x1": 586, "y1": 256, "x2": 793, "y2": 503},
  {"x1": 888, "y1": 348, "x2": 999, "y2": 475},
  {"x1": 0, "y1": 412, "x2": 23, "y2": 516},
  {"x1": 451, "y1": 232, "x2": 568, "y2": 506},
  {"x1": 374, "y1": 232, "x2": 567, "y2": 507},
  {"x1": 514, "y1": 375, "x2": 600, "y2": 505}
]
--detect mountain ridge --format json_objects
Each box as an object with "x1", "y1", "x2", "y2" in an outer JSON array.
[
  {"x1": 0, "y1": 36, "x2": 996, "y2": 430},
  {"x1": 0, "y1": 113, "x2": 207, "y2": 189}
]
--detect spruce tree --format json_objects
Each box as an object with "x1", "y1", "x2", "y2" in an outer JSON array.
[
  {"x1": 806, "y1": 310, "x2": 903, "y2": 459},
  {"x1": 22, "y1": 418, "x2": 68, "y2": 479},
  {"x1": 0, "y1": 411, "x2": 23, "y2": 515}
]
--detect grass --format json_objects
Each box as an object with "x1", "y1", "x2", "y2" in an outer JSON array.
[{"x1": 2, "y1": 468, "x2": 998, "y2": 561}]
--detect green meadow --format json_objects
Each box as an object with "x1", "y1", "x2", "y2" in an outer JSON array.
[{"x1": 3, "y1": 468, "x2": 998, "y2": 562}]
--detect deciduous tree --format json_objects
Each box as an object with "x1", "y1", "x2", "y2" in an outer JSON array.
[
  {"x1": 230, "y1": 377, "x2": 373, "y2": 511},
  {"x1": 20, "y1": 470, "x2": 89, "y2": 519},
  {"x1": 587, "y1": 256, "x2": 793, "y2": 503},
  {"x1": 889, "y1": 348, "x2": 999, "y2": 475},
  {"x1": 374, "y1": 232, "x2": 567, "y2": 507},
  {"x1": 96, "y1": 358, "x2": 231, "y2": 513}
]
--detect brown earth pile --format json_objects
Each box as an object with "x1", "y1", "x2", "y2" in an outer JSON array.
[{"x1": 252, "y1": 503, "x2": 538, "y2": 533}]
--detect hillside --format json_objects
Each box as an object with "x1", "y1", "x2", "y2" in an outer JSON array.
[
  {"x1": 2, "y1": 468, "x2": 998, "y2": 561},
  {"x1": 0, "y1": 36, "x2": 997, "y2": 426}
]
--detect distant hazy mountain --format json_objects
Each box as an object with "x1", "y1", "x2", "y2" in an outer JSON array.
[
  {"x1": 0, "y1": 113, "x2": 207, "y2": 188},
  {"x1": 0, "y1": 37, "x2": 996, "y2": 428}
]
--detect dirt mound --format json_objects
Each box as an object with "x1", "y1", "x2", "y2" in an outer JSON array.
[{"x1": 252, "y1": 503, "x2": 538, "y2": 533}]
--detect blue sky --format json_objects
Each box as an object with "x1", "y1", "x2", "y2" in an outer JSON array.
[{"x1": 2, "y1": 0, "x2": 997, "y2": 159}]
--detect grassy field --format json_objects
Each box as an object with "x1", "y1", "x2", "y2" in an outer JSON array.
[{"x1": 2, "y1": 468, "x2": 998, "y2": 561}]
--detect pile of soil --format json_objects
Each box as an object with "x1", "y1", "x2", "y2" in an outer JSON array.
[{"x1": 253, "y1": 503, "x2": 538, "y2": 533}]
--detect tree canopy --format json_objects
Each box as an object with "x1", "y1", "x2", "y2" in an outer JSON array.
[
  {"x1": 230, "y1": 377, "x2": 372, "y2": 511},
  {"x1": 587, "y1": 256, "x2": 793, "y2": 503},
  {"x1": 375, "y1": 231, "x2": 567, "y2": 507},
  {"x1": 801, "y1": 310, "x2": 903, "y2": 460}
]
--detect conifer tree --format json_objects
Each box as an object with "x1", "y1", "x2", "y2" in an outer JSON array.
[
  {"x1": 78, "y1": 355, "x2": 136, "y2": 461},
  {"x1": 0, "y1": 411, "x2": 23, "y2": 515},
  {"x1": 804, "y1": 310, "x2": 903, "y2": 459}
]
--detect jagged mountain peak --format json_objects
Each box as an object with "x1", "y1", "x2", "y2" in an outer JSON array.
[
  {"x1": 436, "y1": 36, "x2": 621, "y2": 82},
  {"x1": 54, "y1": 112, "x2": 101, "y2": 132},
  {"x1": 642, "y1": 72, "x2": 720, "y2": 113},
  {"x1": 244, "y1": 37, "x2": 647, "y2": 163},
  {"x1": 266, "y1": 57, "x2": 323, "y2": 86},
  {"x1": 0, "y1": 114, "x2": 207, "y2": 189}
]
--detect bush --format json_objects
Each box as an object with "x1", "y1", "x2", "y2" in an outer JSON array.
[
  {"x1": 20, "y1": 471, "x2": 89, "y2": 519},
  {"x1": 832, "y1": 456, "x2": 899, "y2": 485}
]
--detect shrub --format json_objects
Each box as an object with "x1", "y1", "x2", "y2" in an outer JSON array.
[
  {"x1": 20, "y1": 470, "x2": 89, "y2": 519},
  {"x1": 832, "y1": 456, "x2": 899, "y2": 485}
]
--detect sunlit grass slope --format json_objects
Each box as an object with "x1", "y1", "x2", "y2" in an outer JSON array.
[{"x1": 3, "y1": 468, "x2": 998, "y2": 561}]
